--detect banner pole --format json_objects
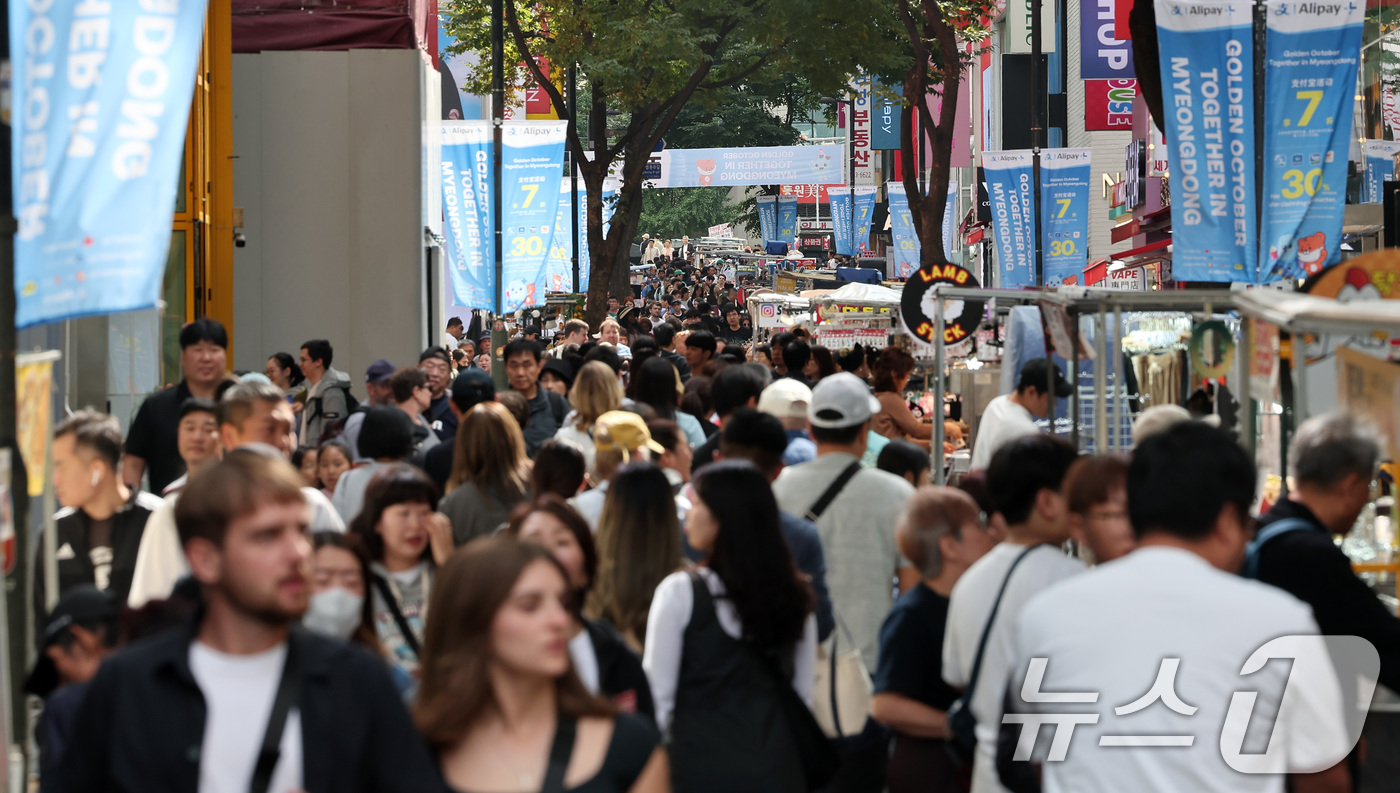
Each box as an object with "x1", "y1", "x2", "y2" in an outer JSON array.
[
  {"x1": 569, "y1": 65, "x2": 581, "y2": 296},
  {"x1": 1253, "y1": 0, "x2": 1266, "y2": 285},
  {"x1": 490, "y1": 0, "x2": 506, "y2": 389},
  {"x1": 1030, "y1": 0, "x2": 1046, "y2": 286}
]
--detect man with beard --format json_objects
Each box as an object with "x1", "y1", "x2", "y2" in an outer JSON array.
[{"x1": 59, "y1": 450, "x2": 439, "y2": 792}]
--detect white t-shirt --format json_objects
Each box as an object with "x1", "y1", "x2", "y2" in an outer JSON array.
[
  {"x1": 189, "y1": 642, "x2": 303, "y2": 793},
  {"x1": 942, "y1": 542, "x2": 1085, "y2": 793},
  {"x1": 969, "y1": 395, "x2": 1041, "y2": 471},
  {"x1": 1008, "y1": 547, "x2": 1349, "y2": 793},
  {"x1": 643, "y1": 567, "x2": 816, "y2": 732}
]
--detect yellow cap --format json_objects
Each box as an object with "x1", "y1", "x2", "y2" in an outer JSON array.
[{"x1": 594, "y1": 410, "x2": 666, "y2": 459}]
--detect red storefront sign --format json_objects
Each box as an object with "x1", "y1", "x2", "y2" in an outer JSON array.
[
  {"x1": 1085, "y1": 79, "x2": 1137, "y2": 131},
  {"x1": 780, "y1": 184, "x2": 844, "y2": 203}
]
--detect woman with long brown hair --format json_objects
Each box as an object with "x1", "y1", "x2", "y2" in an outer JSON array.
[
  {"x1": 439, "y1": 401, "x2": 533, "y2": 545},
  {"x1": 870, "y1": 346, "x2": 933, "y2": 448},
  {"x1": 587, "y1": 463, "x2": 685, "y2": 652},
  {"x1": 417, "y1": 537, "x2": 668, "y2": 793}
]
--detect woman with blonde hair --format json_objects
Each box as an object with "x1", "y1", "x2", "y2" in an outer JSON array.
[
  {"x1": 554, "y1": 361, "x2": 624, "y2": 476},
  {"x1": 587, "y1": 463, "x2": 685, "y2": 652},
  {"x1": 439, "y1": 401, "x2": 533, "y2": 545},
  {"x1": 417, "y1": 537, "x2": 667, "y2": 793}
]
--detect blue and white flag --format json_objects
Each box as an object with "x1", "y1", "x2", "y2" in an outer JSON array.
[
  {"x1": 1362, "y1": 140, "x2": 1400, "y2": 204},
  {"x1": 545, "y1": 179, "x2": 575, "y2": 293},
  {"x1": 777, "y1": 195, "x2": 799, "y2": 242},
  {"x1": 888, "y1": 183, "x2": 919, "y2": 278},
  {"x1": 12, "y1": 0, "x2": 209, "y2": 327},
  {"x1": 942, "y1": 178, "x2": 960, "y2": 261},
  {"x1": 757, "y1": 196, "x2": 779, "y2": 243},
  {"x1": 441, "y1": 121, "x2": 567, "y2": 312},
  {"x1": 577, "y1": 180, "x2": 616, "y2": 294},
  {"x1": 830, "y1": 188, "x2": 855, "y2": 256},
  {"x1": 852, "y1": 186, "x2": 878, "y2": 255},
  {"x1": 1154, "y1": 0, "x2": 1256, "y2": 282},
  {"x1": 1259, "y1": 0, "x2": 1362, "y2": 282},
  {"x1": 983, "y1": 151, "x2": 1038, "y2": 287},
  {"x1": 1039, "y1": 148, "x2": 1093, "y2": 286}
]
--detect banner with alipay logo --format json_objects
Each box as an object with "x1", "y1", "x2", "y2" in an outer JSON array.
[
  {"x1": 1040, "y1": 149, "x2": 1093, "y2": 286},
  {"x1": 11, "y1": 0, "x2": 208, "y2": 328},
  {"x1": 853, "y1": 186, "x2": 878, "y2": 254},
  {"x1": 757, "y1": 196, "x2": 779, "y2": 243},
  {"x1": 1259, "y1": 0, "x2": 1362, "y2": 282},
  {"x1": 440, "y1": 121, "x2": 566, "y2": 312},
  {"x1": 777, "y1": 195, "x2": 799, "y2": 242},
  {"x1": 1154, "y1": 0, "x2": 1257, "y2": 283},
  {"x1": 1362, "y1": 140, "x2": 1400, "y2": 204},
  {"x1": 544, "y1": 178, "x2": 615, "y2": 294},
  {"x1": 888, "y1": 184, "x2": 918, "y2": 278},
  {"x1": 830, "y1": 188, "x2": 854, "y2": 256},
  {"x1": 983, "y1": 151, "x2": 1038, "y2": 288}
]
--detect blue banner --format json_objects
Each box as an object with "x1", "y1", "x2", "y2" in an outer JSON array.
[
  {"x1": 577, "y1": 181, "x2": 616, "y2": 294},
  {"x1": 1040, "y1": 148, "x2": 1093, "y2": 286},
  {"x1": 651, "y1": 144, "x2": 845, "y2": 188},
  {"x1": 1154, "y1": 0, "x2": 1257, "y2": 283},
  {"x1": 853, "y1": 186, "x2": 878, "y2": 255},
  {"x1": 831, "y1": 188, "x2": 855, "y2": 256},
  {"x1": 777, "y1": 195, "x2": 799, "y2": 242},
  {"x1": 872, "y1": 84, "x2": 903, "y2": 150},
  {"x1": 888, "y1": 184, "x2": 919, "y2": 278},
  {"x1": 1259, "y1": 1, "x2": 1362, "y2": 282},
  {"x1": 12, "y1": 0, "x2": 209, "y2": 328},
  {"x1": 983, "y1": 151, "x2": 1038, "y2": 287},
  {"x1": 757, "y1": 196, "x2": 778, "y2": 243},
  {"x1": 1362, "y1": 140, "x2": 1400, "y2": 204},
  {"x1": 942, "y1": 178, "x2": 960, "y2": 259},
  {"x1": 441, "y1": 121, "x2": 567, "y2": 312},
  {"x1": 546, "y1": 179, "x2": 574, "y2": 293}
]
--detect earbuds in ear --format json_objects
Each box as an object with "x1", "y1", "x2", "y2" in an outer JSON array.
[{"x1": 91, "y1": 469, "x2": 101, "y2": 487}]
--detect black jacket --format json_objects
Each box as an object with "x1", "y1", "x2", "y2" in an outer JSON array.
[
  {"x1": 584, "y1": 618, "x2": 655, "y2": 726},
  {"x1": 660, "y1": 349, "x2": 693, "y2": 381},
  {"x1": 58, "y1": 620, "x2": 445, "y2": 793},
  {"x1": 1256, "y1": 499, "x2": 1400, "y2": 694},
  {"x1": 36, "y1": 489, "x2": 163, "y2": 623}
]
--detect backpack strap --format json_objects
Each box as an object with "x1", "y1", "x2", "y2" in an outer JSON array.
[{"x1": 1242, "y1": 517, "x2": 1317, "y2": 579}]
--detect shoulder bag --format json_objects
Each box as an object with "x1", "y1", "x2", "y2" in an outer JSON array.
[{"x1": 250, "y1": 627, "x2": 308, "y2": 793}]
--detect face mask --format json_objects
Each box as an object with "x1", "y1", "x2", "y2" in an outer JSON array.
[{"x1": 302, "y1": 587, "x2": 364, "y2": 640}]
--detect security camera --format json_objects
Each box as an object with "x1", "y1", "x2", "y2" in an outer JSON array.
[{"x1": 234, "y1": 231, "x2": 246, "y2": 248}]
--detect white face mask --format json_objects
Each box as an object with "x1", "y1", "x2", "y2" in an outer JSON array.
[{"x1": 302, "y1": 587, "x2": 364, "y2": 640}]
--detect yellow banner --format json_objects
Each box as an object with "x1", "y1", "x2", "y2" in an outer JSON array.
[{"x1": 17, "y1": 354, "x2": 55, "y2": 498}]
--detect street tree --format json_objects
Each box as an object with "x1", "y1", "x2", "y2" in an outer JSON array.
[{"x1": 442, "y1": 0, "x2": 882, "y2": 328}]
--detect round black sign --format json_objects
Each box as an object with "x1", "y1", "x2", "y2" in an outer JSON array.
[{"x1": 899, "y1": 263, "x2": 984, "y2": 346}]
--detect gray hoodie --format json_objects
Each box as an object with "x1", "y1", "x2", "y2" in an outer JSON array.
[{"x1": 300, "y1": 366, "x2": 353, "y2": 446}]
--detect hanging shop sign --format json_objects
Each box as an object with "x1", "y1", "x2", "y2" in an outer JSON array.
[
  {"x1": 1249, "y1": 317, "x2": 1280, "y2": 403},
  {"x1": 757, "y1": 196, "x2": 779, "y2": 243},
  {"x1": 872, "y1": 83, "x2": 903, "y2": 150},
  {"x1": 1009, "y1": 0, "x2": 1058, "y2": 53},
  {"x1": 983, "y1": 151, "x2": 1038, "y2": 287},
  {"x1": 831, "y1": 188, "x2": 855, "y2": 256},
  {"x1": 1258, "y1": 0, "x2": 1363, "y2": 283},
  {"x1": 1080, "y1": 0, "x2": 1135, "y2": 78},
  {"x1": 1153, "y1": 0, "x2": 1256, "y2": 283},
  {"x1": 441, "y1": 121, "x2": 567, "y2": 313},
  {"x1": 1362, "y1": 140, "x2": 1400, "y2": 204},
  {"x1": 888, "y1": 184, "x2": 919, "y2": 279},
  {"x1": 1337, "y1": 345, "x2": 1400, "y2": 462},
  {"x1": 12, "y1": 0, "x2": 209, "y2": 328},
  {"x1": 777, "y1": 195, "x2": 799, "y2": 242},
  {"x1": 899, "y1": 263, "x2": 984, "y2": 345},
  {"x1": 1085, "y1": 79, "x2": 1137, "y2": 131},
  {"x1": 780, "y1": 184, "x2": 844, "y2": 203},
  {"x1": 851, "y1": 79, "x2": 877, "y2": 185},
  {"x1": 1040, "y1": 149, "x2": 1093, "y2": 287}
]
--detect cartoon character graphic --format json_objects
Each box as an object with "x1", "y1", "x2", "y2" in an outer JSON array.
[
  {"x1": 1295, "y1": 232, "x2": 1328, "y2": 276},
  {"x1": 1337, "y1": 267, "x2": 1382, "y2": 303},
  {"x1": 696, "y1": 158, "x2": 716, "y2": 186}
]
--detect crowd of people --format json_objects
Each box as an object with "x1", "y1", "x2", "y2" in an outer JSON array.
[{"x1": 25, "y1": 277, "x2": 1399, "y2": 793}]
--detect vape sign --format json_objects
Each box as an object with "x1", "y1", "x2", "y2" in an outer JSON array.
[{"x1": 1086, "y1": 80, "x2": 1137, "y2": 131}]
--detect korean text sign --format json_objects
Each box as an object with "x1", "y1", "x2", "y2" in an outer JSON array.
[
  {"x1": 1258, "y1": 0, "x2": 1362, "y2": 282},
  {"x1": 1154, "y1": 0, "x2": 1257, "y2": 283},
  {"x1": 12, "y1": 0, "x2": 209, "y2": 327}
]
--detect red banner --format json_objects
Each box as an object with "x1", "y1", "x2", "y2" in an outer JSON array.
[
  {"x1": 1085, "y1": 79, "x2": 1136, "y2": 131},
  {"x1": 780, "y1": 184, "x2": 844, "y2": 203},
  {"x1": 1114, "y1": 0, "x2": 1133, "y2": 39}
]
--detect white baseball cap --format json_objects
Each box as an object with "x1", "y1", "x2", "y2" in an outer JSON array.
[
  {"x1": 809, "y1": 372, "x2": 882, "y2": 429},
  {"x1": 759, "y1": 379, "x2": 813, "y2": 420}
]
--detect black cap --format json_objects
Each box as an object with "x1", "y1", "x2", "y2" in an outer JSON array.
[
  {"x1": 451, "y1": 368, "x2": 496, "y2": 411},
  {"x1": 419, "y1": 347, "x2": 451, "y2": 365},
  {"x1": 541, "y1": 358, "x2": 575, "y2": 389},
  {"x1": 1018, "y1": 357, "x2": 1074, "y2": 398},
  {"x1": 364, "y1": 359, "x2": 395, "y2": 384},
  {"x1": 26, "y1": 585, "x2": 118, "y2": 697}
]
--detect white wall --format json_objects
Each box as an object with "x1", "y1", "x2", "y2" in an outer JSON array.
[{"x1": 231, "y1": 50, "x2": 436, "y2": 386}]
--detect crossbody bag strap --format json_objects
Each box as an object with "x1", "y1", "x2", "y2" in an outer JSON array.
[
  {"x1": 250, "y1": 627, "x2": 308, "y2": 793},
  {"x1": 962, "y1": 545, "x2": 1041, "y2": 706},
  {"x1": 539, "y1": 716, "x2": 578, "y2": 793},
  {"x1": 371, "y1": 574, "x2": 421, "y2": 657},
  {"x1": 805, "y1": 461, "x2": 863, "y2": 523}
]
